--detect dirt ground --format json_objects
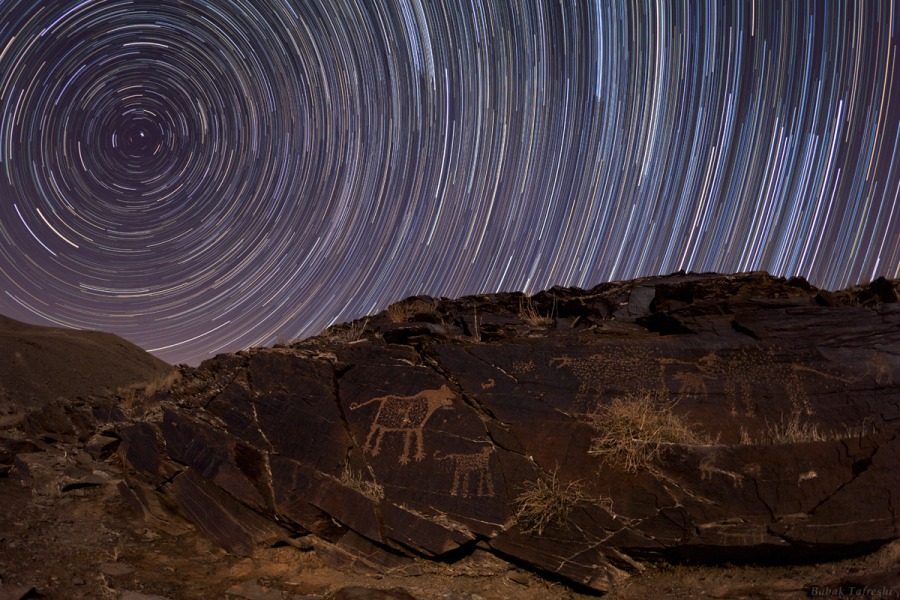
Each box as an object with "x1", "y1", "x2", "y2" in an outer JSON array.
[{"x1": 2, "y1": 442, "x2": 900, "y2": 600}]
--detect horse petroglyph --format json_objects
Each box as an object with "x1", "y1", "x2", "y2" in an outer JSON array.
[
  {"x1": 350, "y1": 385, "x2": 455, "y2": 465},
  {"x1": 434, "y1": 446, "x2": 495, "y2": 498}
]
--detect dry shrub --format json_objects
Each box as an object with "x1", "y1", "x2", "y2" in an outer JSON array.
[
  {"x1": 339, "y1": 464, "x2": 384, "y2": 501},
  {"x1": 144, "y1": 370, "x2": 182, "y2": 397},
  {"x1": 323, "y1": 318, "x2": 369, "y2": 343},
  {"x1": 119, "y1": 369, "x2": 181, "y2": 410},
  {"x1": 387, "y1": 298, "x2": 437, "y2": 322},
  {"x1": 757, "y1": 411, "x2": 825, "y2": 444},
  {"x1": 742, "y1": 413, "x2": 876, "y2": 445},
  {"x1": 518, "y1": 296, "x2": 555, "y2": 327},
  {"x1": 514, "y1": 470, "x2": 584, "y2": 535},
  {"x1": 588, "y1": 391, "x2": 706, "y2": 472}
]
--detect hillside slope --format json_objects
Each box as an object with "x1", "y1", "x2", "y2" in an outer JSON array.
[{"x1": 0, "y1": 315, "x2": 172, "y2": 413}]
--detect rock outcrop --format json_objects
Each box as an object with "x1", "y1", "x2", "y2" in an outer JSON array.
[{"x1": 117, "y1": 272, "x2": 900, "y2": 593}]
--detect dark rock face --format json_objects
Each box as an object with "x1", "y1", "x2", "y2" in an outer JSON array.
[{"x1": 119, "y1": 272, "x2": 900, "y2": 592}]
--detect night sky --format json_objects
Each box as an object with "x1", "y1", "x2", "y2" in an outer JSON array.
[{"x1": 0, "y1": 1, "x2": 897, "y2": 366}]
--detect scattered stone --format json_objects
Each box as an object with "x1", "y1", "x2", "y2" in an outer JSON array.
[{"x1": 85, "y1": 434, "x2": 119, "y2": 461}]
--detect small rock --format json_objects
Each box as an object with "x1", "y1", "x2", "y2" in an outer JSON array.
[{"x1": 85, "y1": 434, "x2": 119, "y2": 460}]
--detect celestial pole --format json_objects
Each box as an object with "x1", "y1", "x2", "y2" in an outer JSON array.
[{"x1": 0, "y1": 0, "x2": 897, "y2": 365}]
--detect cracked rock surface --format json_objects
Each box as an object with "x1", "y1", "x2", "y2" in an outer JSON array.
[{"x1": 113, "y1": 271, "x2": 900, "y2": 594}]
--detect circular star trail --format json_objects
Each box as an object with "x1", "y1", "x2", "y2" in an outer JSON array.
[{"x1": 0, "y1": 1, "x2": 897, "y2": 365}]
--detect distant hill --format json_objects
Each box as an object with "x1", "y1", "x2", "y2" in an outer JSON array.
[{"x1": 0, "y1": 315, "x2": 172, "y2": 413}]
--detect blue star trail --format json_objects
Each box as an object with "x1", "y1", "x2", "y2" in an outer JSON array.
[{"x1": 0, "y1": 1, "x2": 897, "y2": 365}]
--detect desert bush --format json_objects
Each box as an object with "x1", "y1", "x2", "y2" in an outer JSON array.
[
  {"x1": 323, "y1": 318, "x2": 369, "y2": 343},
  {"x1": 518, "y1": 296, "x2": 555, "y2": 327},
  {"x1": 514, "y1": 470, "x2": 585, "y2": 535},
  {"x1": 144, "y1": 369, "x2": 182, "y2": 397},
  {"x1": 339, "y1": 463, "x2": 384, "y2": 501},
  {"x1": 119, "y1": 369, "x2": 182, "y2": 410},
  {"x1": 387, "y1": 298, "x2": 437, "y2": 322},
  {"x1": 588, "y1": 390, "x2": 706, "y2": 472}
]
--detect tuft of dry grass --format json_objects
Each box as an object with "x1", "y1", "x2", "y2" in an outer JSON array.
[
  {"x1": 588, "y1": 391, "x2": 706, "y2": 472},
  {"x1": 144, "y1": 370, "x2": 182, "y2": 397},
  {"x1": 339, "y1": 463, "x2": 384, "y2": 501},
  {"x1": 518, "y1": 296, "x2": 555, "y2": 327},
  {"x1": 514, "y1": 470, "x2": 585, "y2": 535},
  {"x1": 119, "y1": 369, "x2": 182, "y2": 410},
  {"x1": 387, "y1": 298, "x2": 437, "y2": 323},
  {"x1": 323, "y1": 318, "x2": 369, "y2": 343},
  {"x1": 740, "y1": 413, "x2": 876, "y2": 445},
  {"x1": 757, "y1": 411, "x2": 825, "y2": 444}
]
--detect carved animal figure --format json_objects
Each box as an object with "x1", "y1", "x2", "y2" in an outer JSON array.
[
  {"x1": 434, "y1": 446, "x2": 495, "y2": 497},
  {"x1": 350, "y1": 385, "x2": 455, "y2": 464}
]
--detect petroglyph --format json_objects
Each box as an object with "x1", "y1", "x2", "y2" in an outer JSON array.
[
  {"x1": 798, "y1": 470, "x2": 817, "y2": 483},
  {"x1": 551, "y1": 349, "x2": 665, "y2": 403},
  {"x1": 350, "y1": 385, "x2": 455, "y2": 465},
  {"x1": 786, "y1": 364, "x2": 855, "y2": 415},
  {"x1": 511, "y1": 360, "x2": 535, "y2": 373},
  {"x1": 658, "y1": 357, "x2": 713, "y2": 399},
  {"x1": 699, "y1": 456, "x2": 764, "y2": 489},
  {"x1": 434, "y1": 446, "x2": 495, "y2": 498},
  {"x1": 700, "y1": 459, "x2": 745, "y2": 488},
  {"x1": 553, "y1": 346, "x2": 857, "y2": 419},
  {"x1": 680, "y1": 348, "x2": 854, "y2": 418}
]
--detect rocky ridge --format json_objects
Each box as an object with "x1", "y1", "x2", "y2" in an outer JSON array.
[
  {"x1": 2, "y1": 270, "x2": 899, "y2": 598},
  {"x1": 114, "y1": 271, "x2": 900, "y2": 594}
]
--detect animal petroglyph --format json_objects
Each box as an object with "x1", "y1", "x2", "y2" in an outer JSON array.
[
  {"x1": 658, "y1": 357, "x2": 713, "y2": 398},
  {"x1": 551, "y1": 349, "x2": 666, "y2": 405},
  {"x1": 511, "y1": 360, "x2": 535, "y2": 373},
  {"x1": 350, "y1": 385, "x2": 455, "y2": 465},
  {"x1": 684, "y1": 349, "x2": 854, "y2": 417},
  {"x1": 552, "y1": 346, "x2": 858, "y2": 419},
  {"x1": 434, "y1": 446, "x2": 495, "y2": 498}
]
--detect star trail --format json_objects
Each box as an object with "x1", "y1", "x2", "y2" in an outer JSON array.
[{"x1": 0, "y1": 1, "x2": 897, "y2": 365}]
